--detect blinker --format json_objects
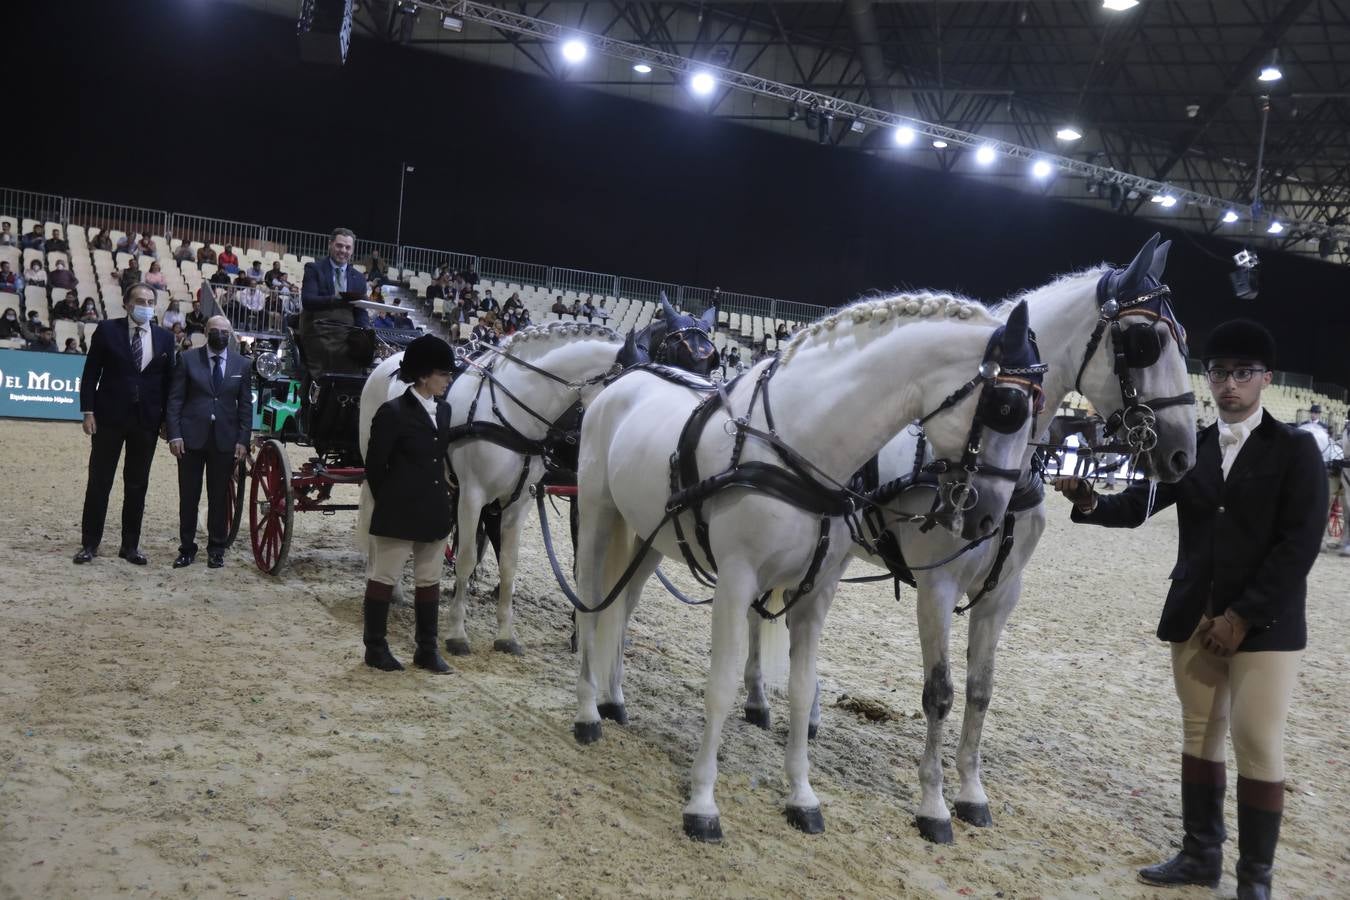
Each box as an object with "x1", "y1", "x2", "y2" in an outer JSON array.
[{"x1": 979, "y1": 360, "x2": 1001, "y2": 379}]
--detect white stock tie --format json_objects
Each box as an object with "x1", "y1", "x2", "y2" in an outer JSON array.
[{"x1": 1218, "y1": 423, "x2": 1246, "y2": 479}]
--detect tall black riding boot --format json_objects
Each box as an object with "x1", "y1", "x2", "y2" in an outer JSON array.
[
  {"x1": 1138, "y1": 754, "x2": 1226, "y2": 888},
  {"x1": 363, "y1": 581, "x2": 404, "y2": 671},
  {"x1": 412, "y1": 585, "x2": 451, "y2": 674},
  {"x1": 1236, "y1": 776, "x2": 1283, "y2": 900}
]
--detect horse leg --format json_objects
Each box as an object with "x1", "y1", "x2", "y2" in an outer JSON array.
[
  {"x1": 954, "y1": 572, "x2": 1024, "y2": 828},
  {"x1": 743, "y1": 606, "x2": 771, "y2": 730},
  {"x1": 599, "y1": 541, "x2": 661, "y2": 727},
  {"x1": 444, "y1": 485, "x2": 482, "y2": 656},
  {"x1": 915, "y1": 576, "x2": 960, "y2": 843},
  {"x1": 573, "y1": 500, "x2": 621, "y2": 745},
  {"x1": 490, "y1": 503, "x2": 528, "y2": 655},
  {"x1": 782, "y1": 586, "x2": 834, "y2": 834},
  {"x1": 683, "y1": 566, "x2": 755, "y2": 843}
]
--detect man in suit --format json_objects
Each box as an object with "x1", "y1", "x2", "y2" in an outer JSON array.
[
  {"x1": 299, "y1": 227, "x2": 369, "y2": 378},
  {"x1": 1054, "y1": 320, "x2": 1325, "y2": 900},
  {"x1": 75, "y1": 283, "x2": 177, "y2": 565},
  {"x1": 166, "y1": 314, "x2": 253, "y2": 569}
]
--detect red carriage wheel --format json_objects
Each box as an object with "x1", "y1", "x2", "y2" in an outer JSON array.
[
  {"x1": 249, "y1": 439, "x2": 294, "y2": 575},
  {"x1": 225, "y1": 450, "x2": 250, "y2": 546}
]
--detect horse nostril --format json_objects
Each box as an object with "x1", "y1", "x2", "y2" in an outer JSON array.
[{"x1": 1170, "y1": 449, "x2": 1191, "y2": 473}]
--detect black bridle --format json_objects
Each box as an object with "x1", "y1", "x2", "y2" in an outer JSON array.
[{"x1": 1073, "y1": 276, "x2": 1195, "y2": 458}]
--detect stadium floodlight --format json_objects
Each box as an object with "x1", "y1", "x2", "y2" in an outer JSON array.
[
  {"x1": 632, "y1": 62, "x2": 652, "y2": 74},
  {"x1": 690, "y1": 71, "x2": 716, "y2": 96},
  {"x1": 1150, "y1": 194, "x2": 1166, "y2": 203},
  {"x1": 1102, "y1": 0, "x2": 1139, "y2": 10},
  {"x1": 1159, "y1": 196, "x2": 1178, "y2": 208},
  {"x1": 893, "y1": 126, "x2": 916, "y2": 146},
  {"x1": 1031, "y1": 159, "x2": 1054, "y2": 179},
  {"x1": 1267, "y1": 221, "x2": 1285, "y2": 234},
  {"x1": 975, "y1": 144, "x2": 997, "y2": 165},
  {"x1": 1258, "y1": 51, "x2": 1283, "y2": 83},
  {"x1": 1055, "y1": 126, "x2": 1083, "y2": 142},
  {"x1": 561, "y1": 39, "x2": 587, "y2": 63},
  {"x1": 931, "y1": 139, "x2": 948, "y2": 149},
  {"x1": 440, "y1": 14, "x2": 463, "y2": 32},
  {"x1": 1222, "y1": 210, "x2": 1240, "y2": 224}
]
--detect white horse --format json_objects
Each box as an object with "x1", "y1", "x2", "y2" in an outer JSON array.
[
  {"x1": 744, "y1": 234, "x2": 1199, "y2": 843},
  {"x1": 573, "y1": 294, "x2": 1044, "y2": 841}
]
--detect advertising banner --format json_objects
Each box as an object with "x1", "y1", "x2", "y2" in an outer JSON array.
[{"x1": 0, "y1": 348, "x2": 85, "y2": 421}]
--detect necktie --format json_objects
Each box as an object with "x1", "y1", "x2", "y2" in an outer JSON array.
[
  {"x1": 1219, "y1": 424, "x2": 1246, "y2": 479},
  {"x1": 335, "y1": 265, "x2": 346, "y2": 294},
  {"x1": 212, "y1": 355, "x2": 223, "y2": 393},
  {"x1": 132, "y1": 327, "x2": 144, "y2": 371}
]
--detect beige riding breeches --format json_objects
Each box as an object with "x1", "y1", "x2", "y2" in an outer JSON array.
[
  {"x1": 368, "y1": 535, "x2": 447, "y2": 588},
  {"x1": 1170, "y1": 634, "x2": 1302, "y2": 782}
]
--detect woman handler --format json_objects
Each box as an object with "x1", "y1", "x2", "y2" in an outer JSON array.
[{"x1": 362, "y1": 335, "x2": 456, "y2": 674}]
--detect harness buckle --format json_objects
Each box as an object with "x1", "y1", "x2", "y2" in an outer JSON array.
[{"x1": 723, "y1": 416, "x2": 747, "y2": 436}]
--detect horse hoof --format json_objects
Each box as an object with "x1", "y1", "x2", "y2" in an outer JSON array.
[
  {"x1": 744, "y1": 707, "x2": 771, "y2": 730},
  {"x1": 784, "y1": 805, "x2": 825, "y2": 834},
  {"x1": 598, "y1": 702, "x2": 628, "y2": 725},
  {"x1": 682, "y1": 813, "x2": 723, "y2": 843},
  {"x1": 444, "y1": 638, "x2": 472, "y2": 657},
  {"x1": 492, "y1": 638, "x2": 524, "y2": 656},
  {"x1": 915, "y1": 816, "x2": 954, "y2": 844},
  {"x1": 954, "y1": 801, "x2": 994, "y2": 828},
  {"x1": 573, "y1": 721, "x2": 602, "y2": 745},
  {"x1": 807, "y1": 723, "x2": 818, "y2": 741}
]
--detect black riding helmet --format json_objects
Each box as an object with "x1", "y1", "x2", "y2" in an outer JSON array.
[{"x1": 398, "y1": 334, "x2": 456, "y2": 383}]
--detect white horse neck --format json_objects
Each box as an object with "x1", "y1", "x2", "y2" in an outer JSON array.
[
  {"x1": 750, "y1": 297, "x2": 999, "y2": 483},
  {"x1": 999, "y1": 268, "x2": 1106, "y2": 416},
  {"x1": 486, "y1": 326, "x2": 622, "y2": 435}
]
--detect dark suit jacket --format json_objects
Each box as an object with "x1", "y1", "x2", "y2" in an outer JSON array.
[
  {"x1": 1072, "y1": 411, "x2": 1327, "y2": 651},
  {"x1": 166, "y1": 346, "x2": 253, "y2": 453},
  {"x1": 365, "y1": 389, "x2": 453, "y2": 543},
  {"x1": 79, "y1": 318, "x2": 176, "y2": 431},
  {"x1": 301, "y1": 257, "x2": 370, "y2": 327}
]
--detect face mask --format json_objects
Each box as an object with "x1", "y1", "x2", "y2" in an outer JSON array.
[
  {"x1": 130, "y1": 305, "x2": 153, "y2": 324},
  {"x1": 207, "y1": 330, "x2": 229, "y2": 351}
]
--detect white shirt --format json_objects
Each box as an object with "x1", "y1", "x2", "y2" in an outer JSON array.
[
  {"x1": 411, "y1": 387, "x2": 439, "y2": 427},
  {"x1": 1218, "y1": 405, "x2": 1265, "y2": 479},
  {"x1": 129, "y1": 320, "x2": 152, "y2": 371},
  {"x1": 238, "y1": 287, "x2": 267, "y2": 312},
  {"x1": 1298, "y1": 419, "x2": 1332, "y2": 459}
]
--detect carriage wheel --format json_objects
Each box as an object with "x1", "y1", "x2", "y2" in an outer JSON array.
[
  {"x1": 1331, "y1": 497, "x2": 1344, "y2": 539},
  {"x1": 225, "y1": 452, "x2": 249, "y2": 546},
  {"x1": 249, "y1": 439, "x2": 293, "y2": 575}
]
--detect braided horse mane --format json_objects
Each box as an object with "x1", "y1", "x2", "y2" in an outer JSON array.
[{"x1": 778, "y1": 291, "x2": 997, "y2": 366}]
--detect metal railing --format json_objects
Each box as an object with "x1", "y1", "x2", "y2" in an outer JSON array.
[
  {"x1": 0, "y1": 188, "x2": 65, "y2": 231},
  {"x1": 550, "y1": 266, "x2": 618, "y2": 299},
  {"x1": 617, "y1": 276, "x2": 680, "y2": 305},
  {"x1": 168, "y1": 213, "x2": 265, "y2": 259},
  {"x1": 210, "y1": 283, "x2": 303, "y2": 337},
  {"x1": 479, "y1": 257, "x2": 549, "y2": 289},
  {"x1": 262, "y1": 227, "x2": 329, "y2": 262},
  {"x1": 355, "y1": 239, "x2": 398, "y2": 276},
  {"x1": 67, "y1": 198, "x2": 169, "y2": 251},
  {"x1": 398, "y1": 246, "x2": 475, "y2": 279}
]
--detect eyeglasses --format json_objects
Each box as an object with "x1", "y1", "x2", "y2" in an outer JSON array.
[{"x1": 1206, "y1": 366, "x2": 1267, "y2": 384}]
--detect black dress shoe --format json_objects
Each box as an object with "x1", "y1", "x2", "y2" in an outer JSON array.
[
  {"x1": 118, "y1": 547, "x2": 149, "y2": 565},
  {"x1": 207, "y1": 551, "x2": 225, "y2": 569},
  {"x1": 173, "y1": 552, "x2": 197, "y2": 569},
  {"x1": 73, "y1": 547, "x2": 96, "y2": 564}
]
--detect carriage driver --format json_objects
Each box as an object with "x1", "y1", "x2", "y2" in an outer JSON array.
[
  {"x1": 360, "y1": 335, "x2": 456, "y2": 674},
  {"x1": 1053, "y1": 319, "x2": 1325, "y2": 900}
]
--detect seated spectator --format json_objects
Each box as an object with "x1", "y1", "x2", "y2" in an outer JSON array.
[
  {"x1": 62, "y1": 337, "x2": 81, "y2": 354},
  {"x1": 208, "y1": 268, "x2": 231, "y2": 289},
  {"x1": 396, "y1": 311, "x2": 415, "y2": 330},
  {"x1": 0, "y1": 309, "x2": 22, "y2": 340},
  {"x1": 119, "y1": 261, "x2": 140, "y2": 290},
  {"x1": 594, "y1": 298, "x2": 610, "y2": 322},
  {"x1": 19, "y1": 225, "x2": 46, "y2": 252},
  {"x1": 79, "y1": 297, "x2": 101, "y2": 323},
  {"x1": 25, "y1": 326, "x2": 57, "y2": 352},
  {"x1": 264, "y1": 260, "x2": 284, "y2": 287},
  {"x1": 366, "y1": 253, "x2": 388, "y2": 284},
  {"x1": 144, "y1": 261, "x2": 168, "y2": 290},
  {"x1": 235, "y1": 277, "x2": 267, "y2": 326},
  {"x1": 518, "y1": 307, "x2": 532, "y2": 328},
  {"x1": 217, "y1": 244, "x2": 240, "y2": 274},
  {"x1": 114, "y1": 233, "x2": 133, "y2": 255},
  {"x1": 172, "y1": 242, "x2": 194, "y2": 263},
  {"x1": 550, "y1": 295, "x2": 567, "y2": 317},
  {"x1": 0, "y1": 261, "x2": 18, "y2": 293},
  {"x1": 46, "y1": 228, "x2": 68, "y2": 253},
  {"x1": 372, "y1": 311, "x2": 392, "y2": 329},
  {"x1": 426, "y1": 273, "x2": 449, "y2": 302},
  {"x1": 49, "y1": 259, "x2": 78, "y2": 292},
  {"x1": 775, "y1": 321, "x2": 790, "y2": 341},
  {"x1": 579, "y1": 297, "x2": 596, "y2": 321},
  {"x1": 26, "y1": 259, "x2": 47, "y2": 287},
  {"x1": 280, "y1": 280, "x2": 302, "y2": 319},
  {"x1": 479, "y1": 289, "x2": 499, "y2": 313},
  {"x1": 567, "y1": 299, "x2": 581, "y2": 316},
  {"x1": 52, "y1": 294, "x2": 81, "y2": 321},
  {"x1": 136, "y1": 234, "x2": 157, "y2": 259},
  {"x1": 0, "y1": 222, "x2": 15, "y2": 247},
  {"x1": 245, "y1": 259, "x2": 265, "y2": 283},
  {"x1": 162, "y1": 298, "x2": 186, "y2": 330},
  {"x1": 503, "y1": 291, "x2": 521, "y2": 312},
  {"x1": 472, "y1": 318, "x2": 495, "y2": 346},
  {"x1": 464, "y1": 265, "x2": 479, "y2": 287},
  {"x1": 170, "y1": 322, "x2": 190, "y2": 352},
  {"x1": 185, "y1": 299, "x2": 207, "y2": 335},
  {"x1": 451, "y1": 272, "x2": 466, "y2": 295},
  {"x1": 196, "y1": 244, "x2": 216, "y2": 266},
  {"x1": 90, "y1": 230, "x2": 112, "y2": 252}
]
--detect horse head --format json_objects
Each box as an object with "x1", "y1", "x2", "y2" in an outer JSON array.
[{"x1": 657, "y1": 292, "x2": 720, "y2": 376}]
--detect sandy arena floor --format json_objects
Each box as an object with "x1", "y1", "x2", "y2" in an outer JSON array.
[{"x1": 1, "y1": 419, "x2": 1347, "y2": 899}]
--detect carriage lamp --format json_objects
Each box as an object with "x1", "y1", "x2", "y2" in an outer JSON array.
[{"x1": 255, "y1": 351, "x2": 282, "y2": 380}]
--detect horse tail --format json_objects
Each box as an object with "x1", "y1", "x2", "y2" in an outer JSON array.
[
  {"x1": 758, "y1": 590, "x2": 792, "y2": 696},
  {"x1": 588, "y1": 519, "x2": 634, "y2": 689}
]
